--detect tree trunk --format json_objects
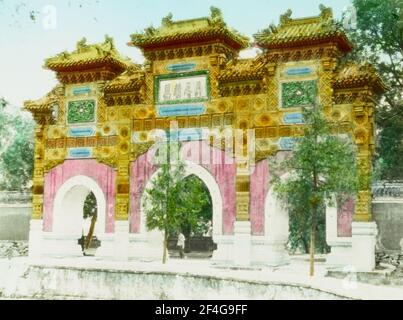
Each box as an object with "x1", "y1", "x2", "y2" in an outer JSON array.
[
  {"x1": 302, "y1": 237, "x2": 309, "y2": 254},
  {"x1": 162, "y1": 227, "x2": 168, "y2": 264},
  {"x1": 309, "y1": 204, "x2": 317, "y2": 277},
  {"x1": 85, "y1": 214, "x2": 97, "y2": 250},
  {"x1": 162, "y1": 130, "x2": 170, "y2": 264}
]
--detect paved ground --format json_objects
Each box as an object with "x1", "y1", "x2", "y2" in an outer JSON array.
[{"x1": 1, "y1": 241, "x2": 403, "y2": 299}]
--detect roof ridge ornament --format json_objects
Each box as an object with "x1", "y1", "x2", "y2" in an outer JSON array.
[
  {"x1": 279, "y1": 9, "x2": 292, "y2": 26},
  {"x1": 210, "y1": 6, "x2": 224, "y2": 25},
  {"x1": 104, "y1": 34, "x2": 115, "y2": 50},
  {"x1": 161, "y1": 12, "x2": 174, "y2": 27},
  {"x1": 76, "y1": 37, "x2": 88, "y2": 53},
  {"x1": 319, "y1": 4, "x2": 333, "y2": 21}
]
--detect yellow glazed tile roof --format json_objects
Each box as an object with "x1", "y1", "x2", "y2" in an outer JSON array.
[
  {"x1": 45, "y1": 35, "x2": 131, "y2": 72},
  {"x1": 104, "y1": 65, "x2": 144, "y2": 93},
  {"x1": 129, "y1": 7, "x2": 249, "y2": 51},
  {"x1": 24, "y1": 85, "x2": 62, "y2": 111},
  {"x1": 254, "y1": 5, "x2": 352, "y2": 52},
  {"x1": 335, "y1": 61, "x2": 386, "y2": 92},
  {"x1": 219, "y1": 56, "x2": 266, "y2": 83}
]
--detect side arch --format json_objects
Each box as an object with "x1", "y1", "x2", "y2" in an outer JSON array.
[{"x1": 53, "y1": 175, "x2": 106, "y2": 237}]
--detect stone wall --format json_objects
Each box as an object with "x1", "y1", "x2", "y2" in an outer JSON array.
[
  {"x1": 373, "y1": 203, "x2": 403, "y2": 251},
  {"x1": 0, "y1": 192, "x2": 31, "y2": 240},
  {"x1": 372, "y1": 182, "x2": 403, "y2": 251},
  {"x1": 0, "y1": 263, "x2": 349, "y2": 300}
]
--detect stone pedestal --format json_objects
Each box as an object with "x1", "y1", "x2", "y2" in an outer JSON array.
[
  {"x1": 264, "y1": 238, "x2": 290, "y2": 267},
  {"x1": 114, "y1": 221, "x2": 129, "y2": 261},
  {"x1": 41, "y1": 233, "x2": 83, "y2": 257},
  {"x1": 95, "y1": 233, "x2": 114, "y2": 259},
  {"x1": 211, "y1": 235, "x2": 234, "y2": 265},
  {"x1": 233, "y1": 221, "x2": 251, "y2": 266},
  {"x1": 351, "y1": 221, "x2": 378, "y2": 272},
  {"x1": 28, "y1": 219, "x2": 42, "y2": 259},
  {"x1": 325, "y1": 204, "x2": 353, "y2": 267},
  {"x1": 326, "y1": 239, "x2": 352, "y2": 267}
]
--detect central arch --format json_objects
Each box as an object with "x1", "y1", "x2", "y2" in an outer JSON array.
[
  {"x1": 261, "y1": 172, "x2": 290, "y2": 266},
  {"x1": 140, "y1": 160, "x2": 223, "y2": 241}
]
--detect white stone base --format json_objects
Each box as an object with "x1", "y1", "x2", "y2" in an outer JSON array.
[
  {"x1": 233, "y1": 221, "x2": 251, "y2": 266},
  {"x1": 95, "y1": 233, "x2": 114, "y2": 259},
  {"x1": 212, "y1": 229, "x2": 290, "y2": 267},
  {"x1": 326, "y1": 238, "x2": 352, "y2": 268},
  {"x1": 28, "y1": 219, "x2": 43, "y2": 259},
  {"x1": 351, "y1": 221, "x2": 378, "y2": 272},
  {"x1": 325, "y1": 202, "x2": 353, "y2": 269},
  {"x1": 114, "y1": 221, "x2": 129, "y2": 261},
  {"x1": 129, "y1": 230, "x2": 165, "y2": 262},
  {"x1": 211, "y1": 235, "x2": 234, "y2": 265},
  {"x1": 41, "y1": 233, "x2": 83, "y2": 257},
  {"x1": 251, "y1": 237, "x2": 289, "y2": 266}
]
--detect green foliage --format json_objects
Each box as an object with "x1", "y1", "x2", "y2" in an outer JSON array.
[
  {"x1": 288, "y1": 205, "x2": 328, "y2": 254},
  {"x1": 375, "y1": 112, "x2": 403, "y2": 181},
  {"x1": 143, "y1": 140, "x2": 208, "y2": 239},
  {"x1": 83, "y1": 191, "x2": 97, "y2": 219},
  {"x1": 0, "y1": 98, "x2": 34, "y2": 191},
  {"x1": 342, "y1": 0, "x2": 403, "y2": 180},
  {"x1": 180, "y1": 175, "x2": 212, "y2": 237},
  {"x1": 271, "y1": 106, "x2": 359, "y2": 257}
]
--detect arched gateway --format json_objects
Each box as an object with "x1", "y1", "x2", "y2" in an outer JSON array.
[{"x1": 25, "y1": 6, "x2": 384, "y2": 270}]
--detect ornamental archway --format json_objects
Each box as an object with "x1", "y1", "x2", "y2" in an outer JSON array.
[
  {"x1": 25, "y1": 7, "x2": 383, "y2": 269},
  {"x1": 49, "y1": 175, "x2": 106, "y2": 256}
]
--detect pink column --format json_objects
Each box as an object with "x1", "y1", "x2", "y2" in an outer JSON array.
[
  {"x1": 250, "y1": 159, "x2": 269, "y2": 235},
  {"x1": 43, "y1": 159, "x2": 116, "y2": 233},
  {"x1": 129, "y1": 148, "x2": 157, "y2": 233},
  {"x1": 337, "y1": 197, "x2": 354, "y2": 237}
]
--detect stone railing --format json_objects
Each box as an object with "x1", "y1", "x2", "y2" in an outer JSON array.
[
  {"x1": 0, "y1": 191, "x2": 32, "y2": 204},
  {"x1": 372, "y1": 181, "x2": 403, "y2": 200}
]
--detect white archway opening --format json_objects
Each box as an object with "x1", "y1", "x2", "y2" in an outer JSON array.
[
  {"x1": 140, "y1": 161, "x2": 223, "y2": 240},
  {"x1": 52, "y1": 175, "x2": 106, "y2": 243},
  {"x1": 133, "y1": 160, "x2": 224, "y2": 262},
  {"x1": 260, "y1": 173, "x2": 290, "y2": 266}
]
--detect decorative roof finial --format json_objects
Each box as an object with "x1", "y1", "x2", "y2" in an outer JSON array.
[
  {"x1": 319, "y1": 4, "x2": 333, "y2": 21},
  {"x1": 77, "y1": 37, "x2": 87, "y2": 52},
  {"x1": 280, "y1": 9, "x2": 292, "y2": 25},
  {"x1": 104, "y1": 34, "x2": 115, "y2": 49},
  {"x1": 210, "y1": 6, "x2": 223, "y2": 22},
  {"x1": 161, "y1": 12, "x2": 173, "y2": 27}
]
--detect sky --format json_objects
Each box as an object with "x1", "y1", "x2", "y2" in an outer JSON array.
[{"x1": 0, "y1": 0, "x2": 353, "y2": 109}]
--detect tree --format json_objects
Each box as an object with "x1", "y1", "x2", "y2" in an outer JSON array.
[
  {"x1": 271, "y1": 105, "x2": 359, "y2": 276},
  {"x1": 83, "y1": 191, "x2": 97, "y2": 250},
  {"x1": 143, "y1": 138, "x2": 207, "y2": 263},
  {"x1": 0, "y1": 98, "x2": 34, "y2": 191},
  {"x1": 180, "y1": 175, "x2": 212, "y2": 237},
  {"x1": 342, "y1": 0, "x2": 403, "y2": 180}
]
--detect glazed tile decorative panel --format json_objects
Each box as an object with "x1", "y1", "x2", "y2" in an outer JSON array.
[
  {"x1": 72, "y1": 86, "x2": 91, "y2": 95},
  {"x1": 68, "y1": 147, "x2": 93, "y2": 158},
  {"x1": 278, "y1": 137, "x2": 297, "y2": 150},
  {"x1": 283, "y1": 112, "x2": 304, "y2": 124},
  {"x1": 167, "y1": 62, "x2": 196, "y2": 73},
  {"x1": 67, "y1": 100, "x2": 96, "y2": 124},
  {"x1": 68, "y1": 126, "x2": 96, "y2": 137},
  {"x1": 281, "y1": 80, "x2": 317, "y2": 108},
  {"x1": 154, "y1": 70, "x2": 210, "y2": 105},
  {"x1": 157, "y1": 104, "x2": 205, "y2": 117}
]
